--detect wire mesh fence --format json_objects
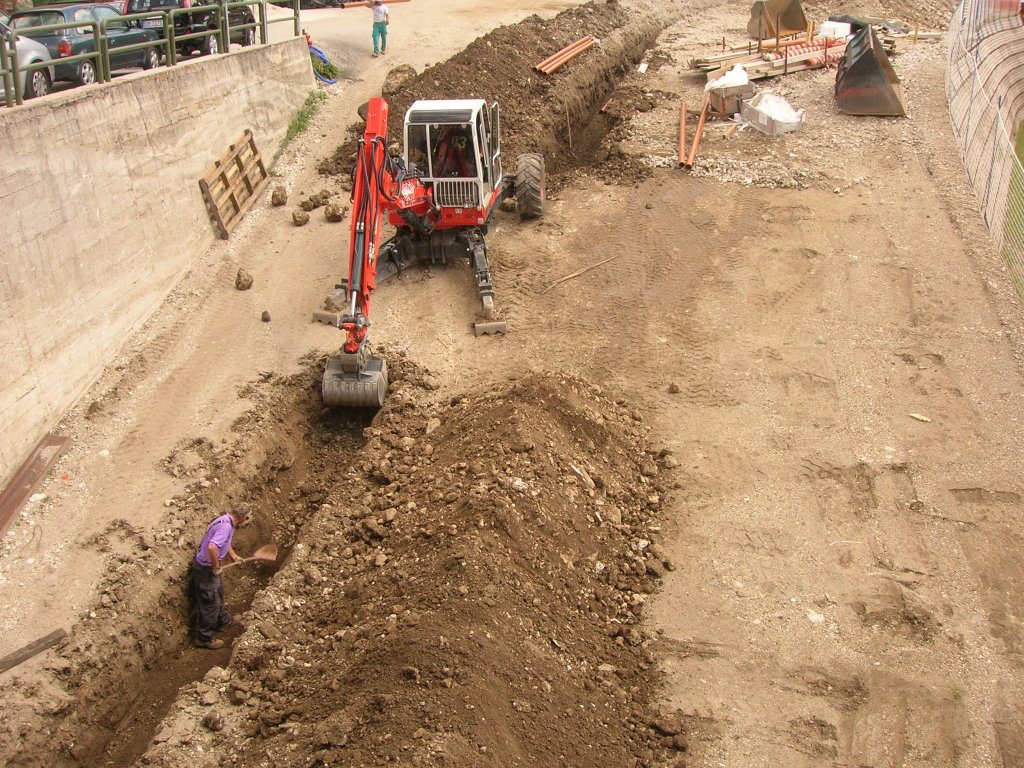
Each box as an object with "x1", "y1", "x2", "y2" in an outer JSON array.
[{"x1": 947, "y1": 0, "x2": 1024, "y2": 295}]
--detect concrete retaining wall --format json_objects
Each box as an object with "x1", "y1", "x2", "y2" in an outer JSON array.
[{"x1": 0, "y1": 37, "x2": 313, "y2": 484}]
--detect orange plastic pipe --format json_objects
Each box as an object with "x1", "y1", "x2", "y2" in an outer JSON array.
[
  {"x1": 537, "y1": 38, "x2": 588, "y2": 71},
  {"x1": 541, "y1": 39, "x2": 594, "y2": 73},
  {"x1": 678, "y1": 101, "x2": 687, "y2": 167},
  {"x1": 536, "y1": 37, "x2": 595, "y2": 73},
  {"x1": 542, "y1": 41, "x2": 588, "y2": 71},
  {"x1": 684, "y1": 96, "x2": 710, "y2": 169}
]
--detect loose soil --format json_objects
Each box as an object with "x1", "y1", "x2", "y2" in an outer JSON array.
[
  {"x1": 142, "y1": 364, "x2": 681, "y2": 768},
  {"x1": 4, "y1": 0, "x2": 1024, "y2": 767}
]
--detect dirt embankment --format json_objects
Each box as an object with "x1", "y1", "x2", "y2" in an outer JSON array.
[
  {"x1": 139, "y1": 366, "x2": 686, "y2": 768},
  {"x1": 318, "y1": 0, "x2": 677, "y2": 187}
]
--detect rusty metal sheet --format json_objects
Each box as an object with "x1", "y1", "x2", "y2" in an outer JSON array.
[{"x1": 0, "y1": 434, "x2": 69, "y2": 535}]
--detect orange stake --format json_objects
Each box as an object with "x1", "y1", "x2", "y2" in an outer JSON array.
[{"x1": 678, "y1": 101, "x2": 688, "y2": 167}]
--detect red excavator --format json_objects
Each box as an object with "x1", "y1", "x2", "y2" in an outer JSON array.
[{"x1": 319, "y1": 96, "x2": 545, "y2": 408}]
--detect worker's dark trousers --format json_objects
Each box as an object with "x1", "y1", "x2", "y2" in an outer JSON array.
[{"x1": 191, "y1": 563, "x2": 231, "y2": 644}]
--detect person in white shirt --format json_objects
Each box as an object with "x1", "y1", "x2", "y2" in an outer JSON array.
[{"x1": 371, "y1": 0, "x2": 389, "y2": 57}]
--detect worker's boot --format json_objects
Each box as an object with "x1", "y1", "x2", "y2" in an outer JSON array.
[{"x1": 195, "y1": 638, "x2": 225, "y2": 650}]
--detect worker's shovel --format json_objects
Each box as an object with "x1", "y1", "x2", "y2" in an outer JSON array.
[{"x1": 219, "y1": 544, "x2": 278, "y2": 572}]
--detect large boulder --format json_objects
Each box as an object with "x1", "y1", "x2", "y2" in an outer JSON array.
[{"x1": 382, "y1": 64, "x2": 417, "y2": 97}]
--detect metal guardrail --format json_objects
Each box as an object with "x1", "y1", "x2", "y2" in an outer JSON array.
[
  {"x1": 0, "y1": 0, "x2": 301, "y2": 107},
  {"x1": 1, "y1": 19, "x2": 103, "y2": 107}
]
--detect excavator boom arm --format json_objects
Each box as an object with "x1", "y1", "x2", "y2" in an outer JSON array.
[
  {"x1": 342, "y1": 98, "x2": 392, "y2": 354},
  {"x1": 341, "y1": 98, "x2": 436, "y2": 354}
]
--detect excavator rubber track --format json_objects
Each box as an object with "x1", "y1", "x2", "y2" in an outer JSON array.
[{"x1": 322, "y1": 352, "x2": 388, "y2": 408}]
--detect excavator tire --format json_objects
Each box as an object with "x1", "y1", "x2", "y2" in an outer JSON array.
[{"x1": 515, "y1": 153, "x2": 545, "y2": 220}]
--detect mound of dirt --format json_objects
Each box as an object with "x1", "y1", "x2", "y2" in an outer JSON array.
[
  {"x1": 140, "y1": 366, "x2": 685, "y2": 768},
  {"x1": 318, "y1": 0, "x2": 674, "y2": 187}
]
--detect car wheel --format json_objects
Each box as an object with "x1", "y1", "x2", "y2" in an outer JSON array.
[
  {"x1": 24, "y1": 68, "x2": 51, "y2": 99},
  {"x1": 142, "y1": 47, "x2": 160, "y2": 70},
  {"x1": 77, "y1": 60, "x2": 97, "y2": 86},
  {"x1": 202, "y1": 33, "x2": 219, "y2": 56},
  {"x1": 242, "y1": 27, "x2": 255, "y2": 46}
]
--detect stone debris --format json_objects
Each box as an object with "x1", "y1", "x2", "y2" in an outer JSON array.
[{"x1": 324, "y1": 203, "x2": 347, "y2": 222}]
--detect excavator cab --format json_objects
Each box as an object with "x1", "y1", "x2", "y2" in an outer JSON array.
[{"x1": 401, "y1": 99, "x2": 505, "y2": 223}]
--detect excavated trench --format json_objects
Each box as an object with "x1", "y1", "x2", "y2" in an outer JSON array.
[
  {"x1": 8, "y1": 365, "x2": 372, "y2": 768},
  {"x1": 318, "y1": 0, "x2": 673, "y2": 188},
  {"x1": 96, "y1": 412, "x2": 371, "y2": 767},
  {"x1": 7, "y1": 4, "x2": 688, "y2": 767}
]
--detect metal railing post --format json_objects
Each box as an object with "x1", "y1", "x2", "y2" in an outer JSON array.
[
  {"x1": 8, "y1": 32, "x2": 22, "y2": 104},
  {"x1": 164, "y1": 14, "x2": 176, "y2": 65},
  {"x1": 216, "y1": 5, "x2": 225, "y2": 52},
  {"x1": 219, "y1": 0, "x2": 229, "y2": 52},
  {"x1": 95, "y1": 24, "x2": 110, "y2": 81},
  {"x1": 293, "y1": 0, "x2": 300, "y2": 39},
  {"x1": 168, "y1": 13, "x2": 178, "y2": 64},
  {"x1": 258, "y1": 0, "x2": 268, "y2": 44},
  {"x1": 0, "y1": 32, "x2": 15, "y2": 107}
]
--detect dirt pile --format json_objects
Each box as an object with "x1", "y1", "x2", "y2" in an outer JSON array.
[
  {"x1": 140, "y1": 366, "x2": 685, "y2": 768},
  {"x1": 319, "y1": 0, "x2": 678, "y2": 186}
]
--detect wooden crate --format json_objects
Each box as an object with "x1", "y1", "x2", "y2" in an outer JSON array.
[
  {"x1": 199, "y1": 129, "x2": 269, "y2": 239},
  {"x1": 709, "y1": 83, "x2": 755, "y2": 116}
]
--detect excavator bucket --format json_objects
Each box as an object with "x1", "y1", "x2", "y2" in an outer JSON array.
[
  {"x1": 322, "y1": 353, "x2": 388, "y2": 408},
  {"x1": 835, "y1": 25, "x2": 906, "y2": 117},
  {"x1": 473, "y1": 320, "x2": 507, "y2": 337},
  {"x1": 747, "y1": 0, "x2": 808, "y2": 40}
]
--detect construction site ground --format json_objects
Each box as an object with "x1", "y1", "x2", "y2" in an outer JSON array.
[{"x1": 2, "y1": 0, "x2": 1024, "y2": 766}]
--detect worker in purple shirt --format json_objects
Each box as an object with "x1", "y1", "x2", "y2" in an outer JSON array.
[{"x1": 191, "y1": 504, "x2": 251, "y2": 649}]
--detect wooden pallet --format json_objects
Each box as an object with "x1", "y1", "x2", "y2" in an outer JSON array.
[{"x1": 199, "y1": 129, "x2": 269, "y2": 239}]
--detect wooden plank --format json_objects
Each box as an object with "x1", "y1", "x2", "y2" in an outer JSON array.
[
  {"x1": 202, "y1": 130, "x2": 258, "y2": 185},
  {"x1": 199, "y1": 178, "x2": 229, "y2": 238},
  {"x1": 225, "y1": 175, "x2": 269, "y2": 235},
  {"x1": 0, "y1": 629, "x2": 67, "y2": 675},
  {"x1": 211, "y1": 153, "x2": 265, "y2": 210},
  {"x1": 199, "y1": 130, "x2": 269, "y2": 239},
  {"x1": 0, "y1": 434, "x2": 69, "y2": 536},
  {"x1": 202, "y1": 132, "x2": 250, "y2": 186}
]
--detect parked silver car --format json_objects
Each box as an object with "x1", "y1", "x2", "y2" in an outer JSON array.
[{"x1": 1, "y1": 17, "x2": 55, "y2": 100}]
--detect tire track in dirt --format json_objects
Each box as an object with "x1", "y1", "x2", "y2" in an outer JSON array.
[{"x1": 625, "y1": 5, "x2": 1024, "y2": 765}]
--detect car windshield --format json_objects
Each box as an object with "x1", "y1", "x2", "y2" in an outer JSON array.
[{"x1": 12, "y1": 12, "x2": 66, "y2": 29}]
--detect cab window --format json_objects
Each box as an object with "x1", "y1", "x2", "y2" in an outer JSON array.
[
  {"x1": 407, "y1": 124, "x2": 428, "y2": 174},
  {"x1": 429, "y1": 123, "x2": 477, "y2": 179}
]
